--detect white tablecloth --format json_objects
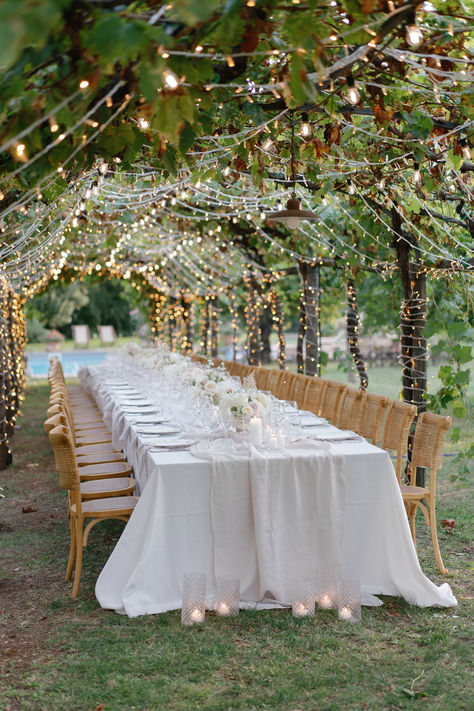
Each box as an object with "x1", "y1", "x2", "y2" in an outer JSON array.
[{"x1": 80, "y1": 366, "x2": 457, "y2": 617}]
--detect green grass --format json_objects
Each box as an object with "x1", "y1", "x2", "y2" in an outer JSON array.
[
  {"x1": 25, "y1": 335, "x2": 137, "y2": 353},
  {"x1": 0, "y1": 381, "x2": 473, "y2": 711}
]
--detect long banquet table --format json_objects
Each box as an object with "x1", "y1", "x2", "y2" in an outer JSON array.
[{"x1": 79, "y1": 364, "x2": 457, "y2": 618}]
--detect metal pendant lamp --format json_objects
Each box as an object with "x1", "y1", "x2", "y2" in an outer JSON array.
[{"x1": 267, "y1": 121, "x2": 318, "y2": 229}]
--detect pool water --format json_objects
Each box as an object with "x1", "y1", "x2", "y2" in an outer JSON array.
[{"x1": 25, "y1": 350, "x2": 107, "y2": 377}]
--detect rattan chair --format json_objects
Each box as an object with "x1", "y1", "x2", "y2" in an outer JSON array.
[
  {"x1": 286, "y1": 373, "x2": 310, "y2": 410},
  {"x1": 44, "y1": 413, "x2": 130, "y2": 472},
  {"x1": 357, "y1": 393, "x2": 391, "y2": 444},
  {"x1": 254, "y1": 367, "x2": 270, "y2": 391},
  {"x1": 338, "y1": 387, "x2": 367, "y2": 432},
  {"x1": 273, "y1": 370, "x2": 293, "y2": 400},
  {"x1": 320, "y1": 381, "x2": 347, "y2": 424},
  {"x1": 381, "y1": 400, "x2": 417, "y2": 483},
  {"x1": 48, "y1": 424, "x2": 137, "y2": 597},
  {"x1": 302, "y1": 377, "x2": 327, "y2": 416},
  {"x1": 266, "y1": 369, "x2": 285, "y2": 398},
  {"x1": 400, "y1": 412, "x2": 452, "y2": 574}
]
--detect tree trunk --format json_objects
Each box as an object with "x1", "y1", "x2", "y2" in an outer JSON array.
[
  {"x1": 271, "y1": 289, "x2": 286, "y2": 370},
  {"x1": 304, "y1": 262, "x2": 321, "y2": 377},
  {"x1": 392, "y1": 207, "x2": 427, "y2": 486},
  {"x1": 201, "y1": 300, "x2": 210, "y2": 356},
  {"x1": 246, "y1": 274, "x2": 262, "y2": 366},
  {"x1": 259, "y1": 306, "x2": 273, "y2": 364},
  {"x1": 209, "y1": 295, "x2": 219, "y2": 358},
  {"x1": 346, "y1": 278, "x2": 368, "y2": 389},
  {"x1": 296, "y1": 261, "x2": 306, "y2": 374},
  {"x1": 181, "y1": 296, "x2": 193, "y2": 354}
]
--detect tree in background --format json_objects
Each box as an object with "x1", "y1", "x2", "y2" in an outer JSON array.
[
  {"x1": 25, "y1": 281, "x2": 89, "y2": 337},
  {"x1": 25, "y1": 276, "x2": 144, "y2": 340}
]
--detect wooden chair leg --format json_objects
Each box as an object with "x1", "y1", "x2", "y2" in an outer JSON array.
[
  {"x1": 65, "y1": 516, "x2": 76, "y2": 581},
  {"x1": 72, "y1": 517, "x2": 84, "y2": 598},
  {"x1": 408, "y1": 504, "x2": 417, "y2": 548},
  {"x1": 429, "y1": 502, "x2": 448, "y2": 575}
]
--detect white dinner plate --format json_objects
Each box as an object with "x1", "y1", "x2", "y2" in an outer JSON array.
[
  {"x1": 123, "y1": 408, "x2": 159, "y2": 415},
  {"x1": 300, "y1": 415, "x2": 327, "y2": 426},
  {"x1": 149, "y1": 437, "x2": 196, "y2": 449},
  {"x1": 138, "y1": 425, "x2": 181, "y2": 435}
]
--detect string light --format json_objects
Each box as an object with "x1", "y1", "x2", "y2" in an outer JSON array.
[
  {"x1": 79, "y1": 79, "x2": 89, "y2": 89},
  {"x1": 300, "y1": 113, "x2": 311, "y2": 137},
  {"x1": 406, "y1": 13, "x2": 423, "y2": 47},
  {"x1": 346, "y1": 75, "x2": 361, "y2": 105},
  {"x1": 162, "y1": 69, "x2": 180, "y2": 90}
]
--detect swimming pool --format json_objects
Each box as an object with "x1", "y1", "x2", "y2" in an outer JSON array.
[{"x1": 25, "y1": 350, "x2": 107, "y2": 377}]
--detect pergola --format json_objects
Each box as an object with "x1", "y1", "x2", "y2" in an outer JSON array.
[{"x1": 0, "y1": 0, "x2": 472, "y2": 467}]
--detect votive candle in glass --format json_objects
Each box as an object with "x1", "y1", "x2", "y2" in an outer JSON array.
[
  {"x1": 292, "y1": 579, "x2": 315, "y2": 618},
  {"x1": 215, "y1": 576, "x2": 240, "y2": 617},
  {"x1": 336, "y1": 579, "x2": 361, "y2": 623},
  {"x1": 181, "y1": 573, "x2": 206, "y2": 626},
  {"x1": 317, "y1": 563, "x2": 342, "y2": 610}
]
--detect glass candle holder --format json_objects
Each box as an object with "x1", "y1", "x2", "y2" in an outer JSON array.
[
  {"x1": 292, "y1": 579, "x2": 315, "y2": 618},
  {"x1": 215, "y1": 576, "x2": 240, "y2": 617},
  {"x1": 336, "y1": 579, "x2": 361, "y2": 623},
  {"x1": 317, "y1": 563, "x2": 342, "y2": 610},
  {"x1": 181, "y1": 573, "x2": 206, "y2": 626}
]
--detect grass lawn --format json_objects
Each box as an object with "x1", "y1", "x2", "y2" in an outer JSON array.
[
  {"x1": 24, "y1": 335, "x2": 137, "y2": 353},
  {"x1": 0, "y1": 381, "x2": 472, "y2": 711}
]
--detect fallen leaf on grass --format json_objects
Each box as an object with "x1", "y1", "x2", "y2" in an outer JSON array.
[
  {"x1": 27, "y1": 463, "x2": 39, "y2": 468},
  {"x1": 22, "y1": 506, "x2": 37, "y2": 513},
  {"x1": 441, "y1": 518, "x2": 456, "y2": 532},
  {"x1": 95, "y1": 705, "x2": 106, "y2": 711}
]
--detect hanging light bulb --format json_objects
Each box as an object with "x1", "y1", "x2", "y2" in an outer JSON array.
[
  {"x1": 300, "y1": 113, "x2": 311, "y2": 137},
  {"x1": 346, "y1": 75, "x2": 360, "y2": 105},
  {"x1": 162, "y1": 69, "x2": 180, "y2": 90},
  {"x1": 406, "y1": 12, "x2": 422, "y2": 47},
  {"x1": 413, "y1": 162, "x2": 422, "y2": 187},
  {"x1": 49, "y1": 117, "x2": 59, "y2": 133}
]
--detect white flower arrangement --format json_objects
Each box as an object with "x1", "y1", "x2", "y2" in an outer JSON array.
[{"x1": 220, "y1": 388, "x2": 270, "y2": 424}]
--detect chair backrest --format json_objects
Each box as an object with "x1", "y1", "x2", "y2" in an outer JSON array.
[
  {"x1": 72, "y1": 324, "x2": 90, "y2": 346},
  {"x1": 338, "y1": 388, "x2": 367, "y2": 431},
  {"x1": 48, "y1": 391, "x2": 77, "y2": 445},
  {"x1": 410, "y1": 412, "x2": 451, "y2": 482},
  {"x1": 44, "y1": 412, "x2": 66, "y2": 434},
  {"x1": 266, "y1": 369, "x2": 285, "y2": 397},
  {"x1": 97, "y1": 325, "x2": 116, "y2": 344},
  {"x1": 381, "y1": 400, "x2": 417, "y2": 482},
  {"x1": 225, "y1": 361, "x2": 240, "y2": 376},
  {"x1": 274, "y1": 370, "x2": 292, "y2": 400},
  {"x1": 302, "y1": 377, "x2": 327, "y2": 416},
  {"x1": 254, "y1": 367, "x2": 270, "y2": 391},
  {"x1": 357, "y1": 393, "x2": 390, "y2": 444},
  {"x1": 287, "y1": 373, "x2": 309, "y2": 409},
  {"x1": 320, "y1": 381, "x2": 347, "y2": 424},
  {"x1": 48, "y1": 424, "x2": 80, "y2": 492}
]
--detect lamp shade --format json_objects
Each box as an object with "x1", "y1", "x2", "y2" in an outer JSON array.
[{"x1": 267, "y1": 194, "x2": 318, "y2": 229}]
